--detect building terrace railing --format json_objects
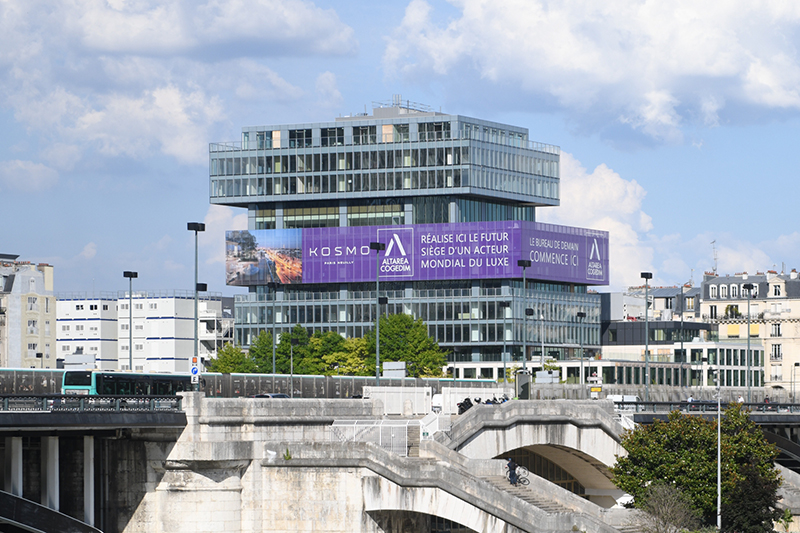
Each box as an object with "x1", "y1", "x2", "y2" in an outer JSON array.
[
  {"x1": 210, "y1": 134, "x2": 560, "y2": 156},
  {"x1": 234, "y1": 286, "x2": 566, "y2": 303},
  {"x1": 615, "y1": 400, "x2": 800, "y2": 414}
]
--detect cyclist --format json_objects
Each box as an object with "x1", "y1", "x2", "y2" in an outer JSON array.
[{"x1": 506, "y1": 458, "x2": 518, "y2": 485}]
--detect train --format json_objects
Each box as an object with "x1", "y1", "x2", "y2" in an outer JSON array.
[{"x1": 0, "y1": 368, "x2": 499, "y2": 399}]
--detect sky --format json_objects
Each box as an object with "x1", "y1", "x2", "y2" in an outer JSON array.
[{"x1": 3, "y1": 0, "x2": 800, "y2": 297}]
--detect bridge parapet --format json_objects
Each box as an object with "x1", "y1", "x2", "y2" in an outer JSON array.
[
  {"x1": 447, "y1": 399, "x2": 624, "y2": 458},
  {"x1": 178, "y1": 392, "x2": 384, "y2": 444}
]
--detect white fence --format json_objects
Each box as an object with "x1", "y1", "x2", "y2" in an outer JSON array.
[{"x1": 330, "y1": 420, "x2": 419, "y2": 456}]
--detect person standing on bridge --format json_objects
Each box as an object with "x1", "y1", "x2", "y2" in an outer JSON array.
[{"x1": 506, "y1": 458, "x2": 518, "y2": 486}]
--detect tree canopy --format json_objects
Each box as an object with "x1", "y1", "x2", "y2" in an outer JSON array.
[
  {"x1": 363, "y1": 313, "x2": 447, "y2": 377},
  {"x1": 206, "y1": 343, "x2": 255, "y2": 374},
  {"x1": 206, "y1": 313, "x2": 447, "y2": 378},
  {"x1": 611, "y1": 404, "x2": 783, "y2": 532}
]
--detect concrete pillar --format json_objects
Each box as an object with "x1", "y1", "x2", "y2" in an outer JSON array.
[
  {"x1": 84, "y1": 436, "x2": 94, "y2": 526},
  {"x1": 40, "y1": 436, "x2": 59, "y2": 510},
  {"x1": 3, "y1": 436, "x2": 22, "y2": 496}
]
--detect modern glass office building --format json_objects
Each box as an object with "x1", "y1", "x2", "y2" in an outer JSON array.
[{"x1": 210, "y1": 98, "x2": 609, "y2": 380}]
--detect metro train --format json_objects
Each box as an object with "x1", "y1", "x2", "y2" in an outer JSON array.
[{"x1": 0, "y1": 368, "x2": 498, "y2": 399}]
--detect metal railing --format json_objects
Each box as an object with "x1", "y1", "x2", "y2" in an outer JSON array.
[
  {"x1": 0, "y1": 395, "x2": 183, "y2": 412},
  {"x1": 614, "y1": 401, "x2": 800, "y2": 414},
  {"x1": 330, "y1": 419, "x2": 419, "y2": 456}
]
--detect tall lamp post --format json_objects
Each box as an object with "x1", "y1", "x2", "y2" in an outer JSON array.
[
  {"x1": 268, "y1": 281, "x2": 278, "y2": 374},
  {"x1": 369, "y1": 242, "x2": 385, "y2": 386},
  {"x1": 122, "y1": 271, "x2": 138, "y2": 371},
  {"x1": 518, "y1": 259, "x2": 531, "y2": 371},
  {"x1": 540, "y1": 312, "x2": 545, "y2": 368},
  {"x1": 743, "y1": 282, "x2": 754, "y2": 403},
  {"x1": 680, "y1": 283, "x2": 686, "y2": 388},
  {"x1": 499, "y1": 301, "x2": 511, "y2": 385},
  {"x1": 577, "y1": 311, "x2": 586, "y2": 395},
  {"x1": 716, "y1": 362, "x2": 722, "y2": 530},
  {"x1": 641, "y1": 272, "x2": 653, "y2": 401},
  {"x1": 188, "y1": 223, "x2": 205, "y2": 383},
  {"x1": 793, "y1": 362, "x2": 800, "y2": 403},
  {"x1": 290, "y1": 338, "x2": 298, "y2": 398}
]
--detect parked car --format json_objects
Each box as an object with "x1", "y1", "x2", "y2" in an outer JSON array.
[{"x1": 252, "y1": 393, "x2": 290, "y2": 398}]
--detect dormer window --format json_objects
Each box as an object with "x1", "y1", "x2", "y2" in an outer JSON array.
[
  {"x1": 710, "y1": 285, "x2": 718, "y2": 298},
  {"x1": 730, "y1": 285, "x2": 738, "y2": 298},
  {"x1": 720, "y1": 285, "x2": 728, "y2": 298},
  {"x1": 773, "y1": 285, "x2": 782, "y2": 297}
]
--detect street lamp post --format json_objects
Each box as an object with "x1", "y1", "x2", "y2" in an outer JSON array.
[
  {"x1": 370, "y1": 242, "x2": 386, "y2": 386},
  {"x1": 743, "y1": 282, "x2": 754, "y2": 403},
  {"x1": 716, "y1": 363, "x2": 722, "y2": 531},
  {"x1": 641, "y1": 272, "x2": 653, "y2": 402},
  {"x1": 518, "y1": 260, "x2": 531, "y2": 371},
  {"x1": 793, "y1": 362, "x2": 800, "y2": 403},
  {"x1": 577, "y1": 311, "x2": 586, "y2": 396},
  {"x1": 268, "y1": 282, "x2": 278, "y2": 374},
  {"x1": 188, "y1": 222, "x2": 205, "y2": 385},
  {"x1": 499, "y1": 301, "x2": 511, "y2": 385},
  {"x1": 290, "y1": 338, "x2": 299, "y2": 398},
  {"x1": 680, "y1": 283, "x2": 686, "y2": 388},
  {"x1": 122, "y1": 271, "x2": 138, "y2": 371},
  {"x1": 540, "y1": 312, "x2": 545, "y2": 369}
]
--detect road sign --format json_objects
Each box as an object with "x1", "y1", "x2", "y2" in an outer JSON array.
[
  {"x1": 191, "y1": 366, "x2": 200, "y2": 376},
  {"x1": 191, "y1": 374, "x2": 199, "y2": 384}
]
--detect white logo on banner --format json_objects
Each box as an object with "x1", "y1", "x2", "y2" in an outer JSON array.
[
  {"x1": 385, "y1": 234, "x2": 407, "y2": 257},
  {"x1": 586, "y1": 237, "x2": 604, "y2": 280},
  {"x1": 378, "y1": 227, "x2": 414, "y2": 277}
]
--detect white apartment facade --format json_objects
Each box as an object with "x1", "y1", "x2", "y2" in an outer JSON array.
[
  {"x1": 57, "y1": 291, "x2": 233, "y2": 373},
  {"x1": 0, "y1": 255, "x2": 57, "y2": 369}
]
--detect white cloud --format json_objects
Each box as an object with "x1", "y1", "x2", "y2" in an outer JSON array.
[
  {"x1": 0, "y1": 160, "x2": 59, "y2": 191},
  {"x1": 537, "y1": 152, "x2": 653, "y2": 290},
  {"x1": 0, "y1": 0, "x2": 353, "y2": 169},
  {"x1": 538, "y1": 152, "x2": 800, "y2": 290},
  {"x1": 72, "y1": 0, "x2": 357, "y2": 57},
  {"x1": 79, "y1": 242, "x2": 97, "y2": 260},
  {"x1": 70, "y1": 85, "x2": 225, "y2": 164},
  {"x1": 315, "y1": 71, "x2": 343, "y2": 109},
  {"x1": 384, "y1": 0, "x2": 800, "y2": 141},
  {"x1": 202, "y1": 204, "x2": 247, "y2": 266}
]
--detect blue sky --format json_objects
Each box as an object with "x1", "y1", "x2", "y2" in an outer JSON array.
[{"x1": 3, "y1": 0, "x2": 800, "y2": 296}]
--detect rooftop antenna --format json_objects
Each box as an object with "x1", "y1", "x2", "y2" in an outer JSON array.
[
  {"x1": 711, "y1": 241, "x2": 717, "y2": 275},
  {"x1": 689, "y1": 269, "x2": 694, "y2": 287}
]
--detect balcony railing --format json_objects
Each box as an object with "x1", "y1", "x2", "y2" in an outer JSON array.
[{"x1": 211, "y1": 133, "x2": 560, "y2": 155}]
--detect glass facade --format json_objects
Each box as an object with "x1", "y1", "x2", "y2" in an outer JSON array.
[{"x1": 211, "y1": 104, "x2": 603, "y2": 379}]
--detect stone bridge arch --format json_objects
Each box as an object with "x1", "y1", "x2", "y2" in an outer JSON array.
[{"x1": 445, "y1": 400, "x2": 627, "y2": 507}]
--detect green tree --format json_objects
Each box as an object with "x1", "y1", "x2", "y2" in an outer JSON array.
[
  {"x1": 322, "y1": 337, "x2": 370, "y2": 376},
  {"x1": 248, "y1": 330, "x2": 275, "y2": 373},
  {"x1": 611, "y1": 405, "x2": 782, "y2": 531},
  {"x1": 206, "y1": 343, "x2": 255, "y2": 373},
  {"x1": 364, "y1": 314, "x2": 447, "y2": 377},
  {"x1": 309, "y1": 331, "x2": 346, "y2": 374},
  {"x1": 274, "y1": 325, "x2": 311, "y2": 374}
]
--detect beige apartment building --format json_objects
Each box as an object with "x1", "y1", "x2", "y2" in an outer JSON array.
[
  {"x1": 0, "y1": 255, "x2": 57, "y2": 369},
  {"x1": 700, "y1": 270, "x2": 800, "y2": 398}
]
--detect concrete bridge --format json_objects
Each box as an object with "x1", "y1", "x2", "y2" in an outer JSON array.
[
  {"x1": 7, "y1": 395, "x2": 800, "y2": 532},
  {"x1": 106, "y1": 395, "x2": 632, "y2": 533}
]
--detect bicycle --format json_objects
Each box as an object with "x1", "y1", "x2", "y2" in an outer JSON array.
[{"x1": 505, "y1": 465, "x2": 530, "y2": 486}]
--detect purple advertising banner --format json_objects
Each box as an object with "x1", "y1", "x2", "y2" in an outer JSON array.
[{"x1": 225, "y1": 221, "x2": 608, "y2": 287}]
